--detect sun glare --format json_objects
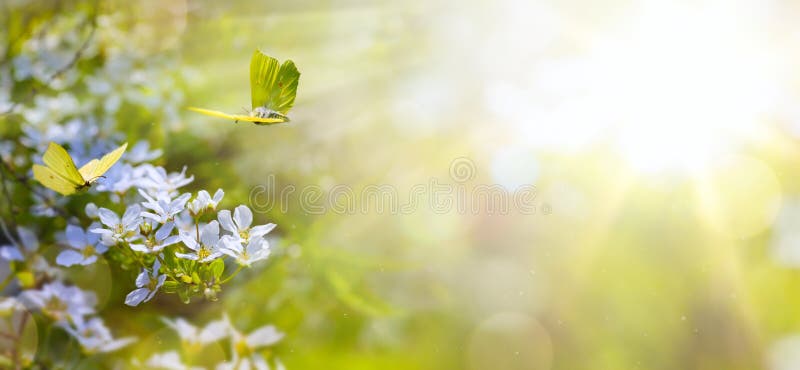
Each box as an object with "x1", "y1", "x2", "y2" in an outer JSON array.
[{"x1": 608, "y1": 2, "x2": 783, "y2": 174}]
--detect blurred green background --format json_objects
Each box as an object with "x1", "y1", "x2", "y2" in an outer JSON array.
[{"x1": 10, "y1": 0, "x2": 800, "y2": 369}]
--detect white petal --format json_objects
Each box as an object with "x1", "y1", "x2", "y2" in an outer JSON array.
[
  {"x1": 175, "y1": 252, "x2": 198, "y2": 261},
  {"x1": 124, "y1": 288, "x2": 150, "y2": 306},
  {"x1": 252, "y1": 354, "x2": 270, "y2": 370},
  {"x1": 0, "y1": 246, "x2": 24, "y2": 261},
  {"x1": 78, "y1": 255, "x2": 98, "y2": 266},
  {"x1": 233, "y1": 205, "x2": 253, "y2": 230},
  {"x1": 156, "y1": 222, "x2": 175, "y2": 241},
  {"x1": 200, "y1": 221, "x2": 220, "y2": 246},
  {"x1": 162, "y1": 235, "x2": 181, "y2": 247},
  {"x1": 246, "y1": 325, "x2": 284, "y2": 348},
  {"x1": 129, "y1": 243, "x2": 149, "y2": 253},
  {"x1": 218, "y1": 210, "x2": 236, "y2": 233},
  {"x1": 179, "y1": 232, "x2": 198, "y2": 251},
  {"x1": 249, "y1": 223, "x2": 276, "y2": 238},
  {"x1": 56, "y1": 250, "x2": 84, "y2": 266},
  {"x1": 135, "y1": 270, "x2": 150, "y2": 288},
  {"x1": 98, "y1": 336, "x2": 136, "y2": 352},
  {"x1": 212, "y1": 189, "x2": 224, "y2": 203},
  {"x1": 97, "y1": 208, "x2": 119, "y2": 228},
  {"x1": 199, "y1": 318, "x2": 230, "y2": 343},
  {"x1": 65, "y1": 224, "x2": 85, "y2": 249}
]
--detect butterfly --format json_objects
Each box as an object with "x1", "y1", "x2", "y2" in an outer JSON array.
[
  {"x1": 188, "y1": 49, "x2": 300, "y2": 125},
  {"x1": 33, "y1": 142, "x2": 128, "y2": 196}
]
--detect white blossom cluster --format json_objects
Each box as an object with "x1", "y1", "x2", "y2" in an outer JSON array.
[
  {"x1": 0, "y1": 5, "x2": 288, "y2": 369},
  {"x1": 140, "y1": 314, "x2": 286, "y2": 370}
]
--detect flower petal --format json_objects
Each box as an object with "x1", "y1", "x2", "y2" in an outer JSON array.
[
  {"x1": 78, "y1": 255, "x2": 98, "y2": 266},
  {"x1": 212, "y1": 189, "x2": 224, "y2": 203},
  {"x1": 0, "y1": 246, "x2": 24, "y2": 261},
  {"x1": 135, "y1": 270, "x2": 150, "y2": 288},
  {"x1": 200, "y1": 221, "x2": 220, "y2": 247},
  {"x1": 56, "y1": 250, "x2": 84, "y2": 266},
  {"x1": 175, "y1": 252, "x2": 198, "y2": 261},
  {"x1": 246, "y1": 325, "x2": 284, "y2": 347},
  {"x1": 125, "y1": 288, "x2": 150, "y2": 306},
  {"x1": 156, "y1": 222, "x2": 175, "y2": 241},
  {"x1": 249, "y1": 223, "x2": 276, "y2": 239},
  {"x1": 218, "y1": 210, "x2": 236, "y2": 233},
  {"x1": 97, "y1": 208, "x2": 119, "y2": 228},
  {"x1": 233, "y1": 205, "x2": 253, "y2": 230},
  {"x1": 65, "y1": 224, "x2": 85, "y2": 249}
]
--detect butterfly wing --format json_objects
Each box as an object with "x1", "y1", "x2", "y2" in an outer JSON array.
[
  {"x1": 250, "y1": 50, "x2": 300, "y2": 115},
  {"x1": 41, "y1": 142, "x2": 85, "y2": 186},
  {"x1": 79, "y1": 142, "x2": 127, "y2": 183},
  {"x1": 187, "y1": 107, "x2": 284, "y2": 124},
  {"x1": 33, "y1": 164, "x2": 78, "y2": 195}
]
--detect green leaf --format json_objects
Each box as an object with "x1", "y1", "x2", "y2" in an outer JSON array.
[
  {"x1": 210, "y1": 259, "x2": 225, "y2": 280},
  {"x1": 191, "y1": 271, "x2": 202, "y2": 285}
]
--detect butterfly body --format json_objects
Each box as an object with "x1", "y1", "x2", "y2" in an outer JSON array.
[
  {"x1": 33, "y1": 142, "x2": 127, "y2": 196},
  {"x1": 251, "y1": 107, "x2": 288, "y2": 121},
  {"x1": 188, "y1": 49, "x2": 300, "y2": 125}
]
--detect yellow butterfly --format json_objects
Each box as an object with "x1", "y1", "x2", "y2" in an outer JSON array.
[
  {"x1": 188, "y1": 49, "x2": 300, "y2": 125},
  {"x1": 33, "y1": 142, "x2": 128, "y2": 196}
]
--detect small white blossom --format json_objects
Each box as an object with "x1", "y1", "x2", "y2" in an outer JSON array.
[
  {"x1": 177, "y1": 221, "x2": 224, "y2": 263},
  {"x1": 85, "y1": 202, "x2": 99, "y2": 219},
  {"x1": 94, "y1": 163, "x2": 138, "y2": 193},
  {"x1": 61, "y1": 316, "x2": 136, "y2": 354},
  {"x1": 187, "y1": 189, "x2": 224, "y2": 216},
  {"x1": 125, "y1": 141, "x2": 163, "y2": 163},
  {"x1": 161, "y1": 316, "x2": 229, "y2": 346},
  {"x1": 220, "y1": 237, "x2": 271, "y2": 267},
  {"x1": 218, "y1": 205, "x2": 276, "y2": 244},
  {"x1": 140, "y1": 189, "x2": 191, "y2": 224},
  {"x1": 217, "y1": 318, "x2": 285, "y2": 370},
  {"x1": 92, "y1": 205, "x2": 142, "y2": 245},
  {"x1": 125, "y1": 259, "x2": 166, "y2": 306},
  {"x1": 136, "y1": 165, "x2": 193, "y2": 198},
  {"x1": 143, "y1": 351, "x2": 204, "y2": 370},
  {"x1": 20, "y1": 281, "x2": 96, "y2": 323},
  {"x1": 57, "y1": 223, "x2": 108, "y2": 266},
  {"x1": 130, "y1": 222, "x2": 180, "y2": 254}
]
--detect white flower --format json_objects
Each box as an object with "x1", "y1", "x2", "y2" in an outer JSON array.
[
  {"x1": 136, "y1": 165, "x2": 193, "y2": 198},
  {"x1": 57, "y1": 223, "x2": 108, "y2": 266},
  {"x1": 144, "y1": 351, "x2": 204, "y2": 370},
  {"x1": 125, "y1": 259, "x2": 166, "y2": 306},
  {"x1": 92, "y1": 205, "x2": 142, "y2": 245},
  {"x1": 125, "y1": 141, "x2": 163, "y2": 164},
  {"x1": 130, "y1": 222, "x2": 180, "y2": 254},
  {"x1": 217, "y1": 318, "x2": 285, "y2": 370},
  {"x1": 176, "y1": 221, "x2": 224, "y2": 263},
  {"x1": 61, "y1": 316, "x2": 136, "y2": 354},
  {"x1": 85, "y1": 202, "x2": 99, "y2": 219},
  {"x1": 187, "y1": 189, "x2": 224, "y2": 216},
  {"x1": 20, "y1": 281, "x2": 96, "y2": 323},
  {"x1": 161, "y1": 316, "x2": 229, "y2": 346},
  {"x1": 140, "y1": 189, "x2": 191, "y2": 224},
  {"x1": 0, "y1": 226, "x2": 38, "y2": 261},
  {"x1": 94, "y1": 163, "x2": 138, "y2": 193},
  {"x1": 220, "y1": 237, "x2": 271, "y2": 267},
  {"x1": 218, "y1": 205, "x2": 276, "y2": 244}
]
